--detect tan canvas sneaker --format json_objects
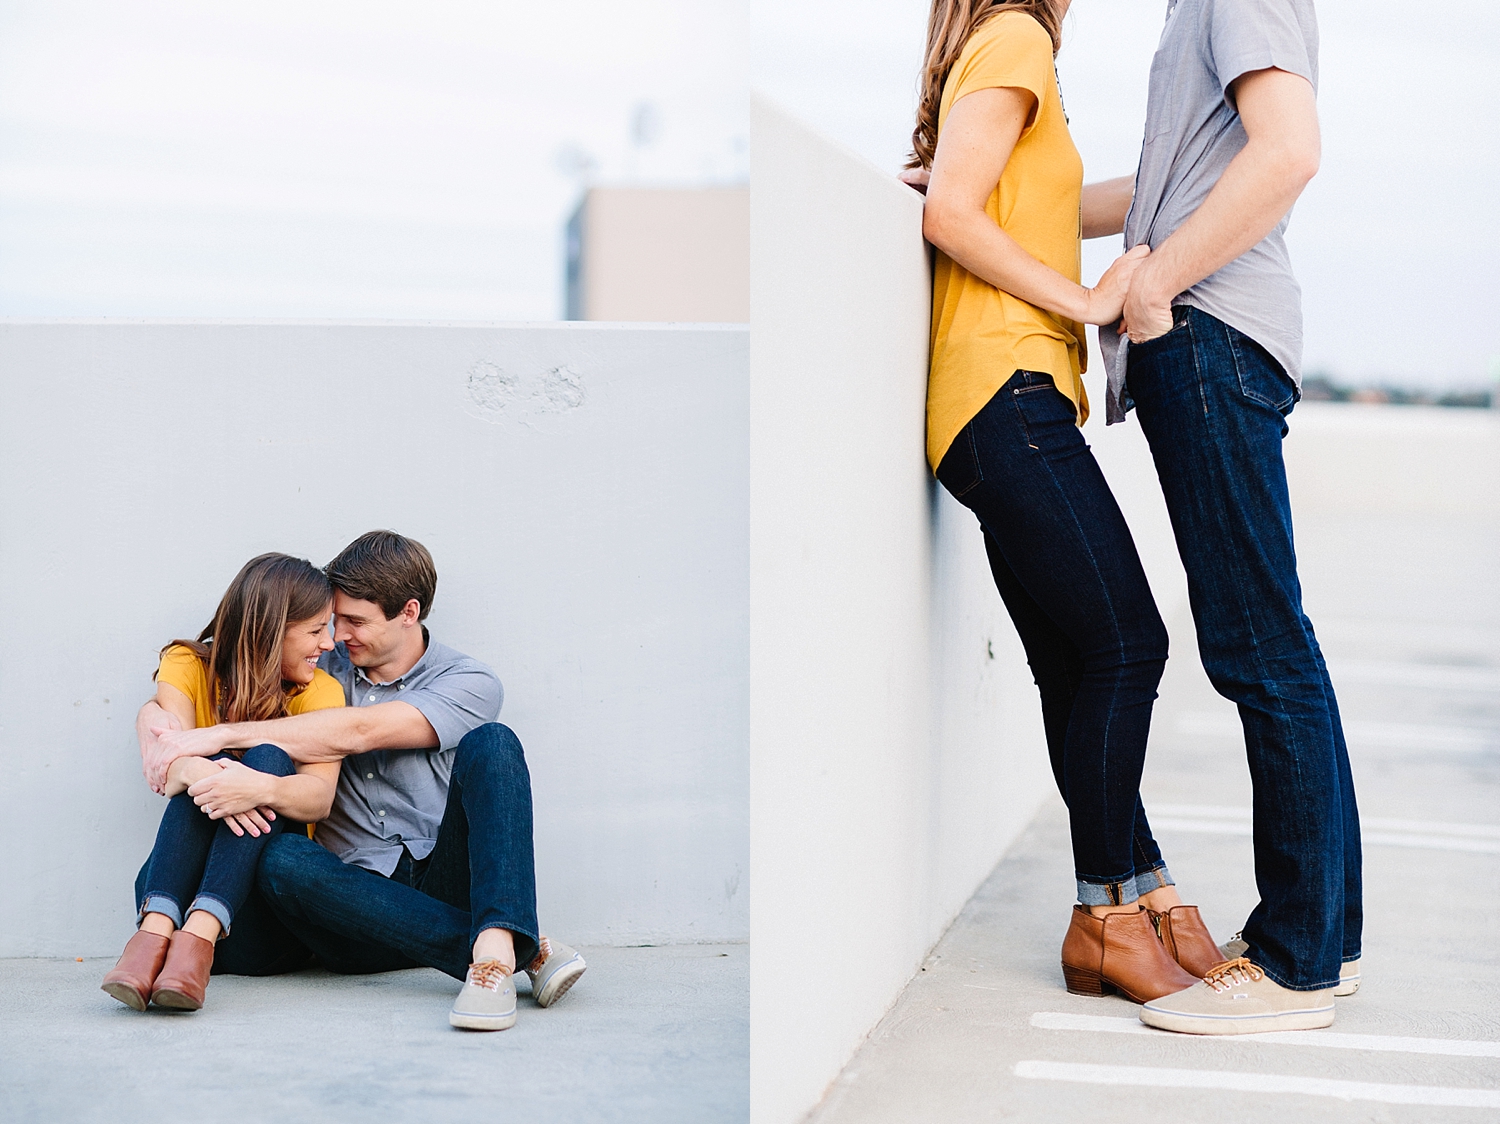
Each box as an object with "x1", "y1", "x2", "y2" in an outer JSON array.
[
  {"x1": 1222, "y1": 932, "x2": 1360, "y2": 996},
  {"x1": 449, "y1": 959, "x2": 518, "y2": 1031},
  {"x1": 1140, "y1": 958, "x2": 1335, "y2": 1035},
  {"x1": 525, "y1": 936, "x2": 587, "y2": 1008}
]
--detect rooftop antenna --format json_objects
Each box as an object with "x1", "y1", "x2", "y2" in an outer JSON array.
[{"x1": 628, "y1": 101, "x2": 661, "y2": 180}]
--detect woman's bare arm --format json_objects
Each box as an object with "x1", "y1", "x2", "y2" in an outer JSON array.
[{"x1": 923, "y1": 88, "x2": 1147, "y2": 325}]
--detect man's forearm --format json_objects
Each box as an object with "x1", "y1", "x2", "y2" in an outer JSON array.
[
  {"x1": 211, "y1": 701, "x2": 438, "y2": 763},
  {"x1": 215, "y1": 709, "x2": 373, "y2": 763},
  {"x1": 1134, "y1": 137, "x2": 1314, "y2": 303},
  {"x1": 1081, "y1": 175, "x2": 1134, "y2": 240}
]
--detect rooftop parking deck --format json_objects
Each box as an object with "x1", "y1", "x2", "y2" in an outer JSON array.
[{"x1": 806, "y1": 403, "x2": 1500, "y2": 1122}]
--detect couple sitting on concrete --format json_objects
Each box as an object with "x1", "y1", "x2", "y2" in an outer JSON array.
[
  {"x1": 904, "y1": 0, "x2": 1359, "y2": 1034},
  {"x1": 103, "y1": 530, "x2": 585, "y2": 1030}
]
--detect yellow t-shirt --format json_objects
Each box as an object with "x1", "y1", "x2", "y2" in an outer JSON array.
[
  {"x1": 155, "y1": 644, "x2": 346, "y2": 727},
  {"x1": 926, "y1": 11, "x2": 1088, "y2": 471}
]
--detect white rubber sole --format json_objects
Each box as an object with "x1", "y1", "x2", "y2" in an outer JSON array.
[
  {"x1": 449, "y1": 1007, "x2": 517, "y2": 1031},
  {"x1": 1334, "y1": 974, "x2": 1360, "y2": 997},
  {"x1": 1140, "y1": 1003, "x2": 1335, "y2": 1036},
  {"x1": 533, "y1": 956, "x2": 586, "y2": 1008}
]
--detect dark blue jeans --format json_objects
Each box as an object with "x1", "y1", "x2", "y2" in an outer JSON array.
[
  {"x1": 937, "y1": 370, "x2": 1172, "y2": 906},
  {"x1": 258, "y1": 723, "x2": 540, "y2": 980},
  {"x1": 1127, "y1": 304, "x2": 1363, "y2": 991},
  {"x1": 136, "y1": 744, "x2": 297, "y2": 937}
]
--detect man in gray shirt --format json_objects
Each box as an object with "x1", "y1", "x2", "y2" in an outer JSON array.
[
  {"x1": 1095, "y1": 0, "x2": 1362, "y2": 1034},
  {"x1": 146, "y1": 530, "x2": 586, "y2": 1031}
]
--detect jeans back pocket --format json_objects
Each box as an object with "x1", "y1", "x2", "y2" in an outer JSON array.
[{"x1": 935, "y1": 425, "x2": 982, "y2": 498}]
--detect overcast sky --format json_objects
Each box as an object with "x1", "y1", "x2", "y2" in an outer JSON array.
[
  {"x1": 0, "y1": 0, "x2": 747, "y2": 321},
  {"x1": 756, "y1": 0, "x2": 1500, "y2": 390},
  {"x1": 2, "y1": 0, "x2": 1494, "y2": 388}
]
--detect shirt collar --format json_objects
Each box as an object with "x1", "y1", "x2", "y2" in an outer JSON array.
[{"x1": 353, "y1": 627, "x2": 433, "y2": 688}]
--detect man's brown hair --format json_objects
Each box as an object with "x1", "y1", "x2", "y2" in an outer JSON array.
[{"x1": 326, "y1": 530, "x2": 438, "y2": 621}]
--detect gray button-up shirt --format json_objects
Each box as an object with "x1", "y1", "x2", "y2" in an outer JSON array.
[
  {"x1": 1100, "y1": 0, "x2": 1318, "y2": 422},
  {"x1": 314, "y1": 635, "x2": 503, "y2": 876}
]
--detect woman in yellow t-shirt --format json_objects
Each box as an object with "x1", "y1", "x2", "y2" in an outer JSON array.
[
  {"x1": 101, "y1": 553, "x2": 345, "y2": 1013},
  {"x1": 904, "y1": 0, "x2": 1221, "y2": 1000}
]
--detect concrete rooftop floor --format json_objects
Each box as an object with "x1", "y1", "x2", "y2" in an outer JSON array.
[
  {"x1": 0, "y1": 942, "x2": 747, "y2": 1123},
  {"x1": 809, "y1": 433, "x2": 1500, "y2": 1121}
]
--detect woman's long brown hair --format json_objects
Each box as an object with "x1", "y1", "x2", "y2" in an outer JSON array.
[
  {"x1": 907, "y1": 0, "x2": 1063, "y2": 170},
  {"x1": 162, "y1": 553, "x2": 333, "y2": 724}
]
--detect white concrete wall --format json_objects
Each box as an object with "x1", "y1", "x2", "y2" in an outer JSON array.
[
  {"x1": 0, "y1": 320, "x2": 748, "y2": 956},
  {"x1": 749, "y1": 100, "x2": 1052, "y2": 1124}
]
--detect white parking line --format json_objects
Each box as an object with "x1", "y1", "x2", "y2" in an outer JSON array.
[
  {"x1": 1175, "y1": 711, "x2": 1493, "y2": 752},
  {"x1": 1329, "y1": 660, "x2": 1500, "y2": 693},
  {"x1": 1148, "y1": 805, "x2": 1500, "y2": 854},
  {"x1": 1152, "y1": 805, "x2": 1500, "y2": 840},
  {"x1": 1013, "y1": 1060, "x2": 1500, "y2": 1108},
  {"x1": 1030, "y1": 1012, "x2": 1500, "y2": 1058}
]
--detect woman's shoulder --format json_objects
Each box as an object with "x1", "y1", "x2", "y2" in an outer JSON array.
[
  {"x1": 157, "y1": 644, "x2": 208, "y2": 681},
  {"x1": 965, "y1": 9, "x2": 1053, "y2": 58},
  {"x1": 288, "y1": 668, "x2": 348, "y2": 714},
  {"x1": 949, "y1": 10, "x2": 1054, "y2": 101}
]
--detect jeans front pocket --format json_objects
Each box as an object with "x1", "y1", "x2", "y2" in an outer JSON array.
[{"x1": 1125, "y1": 305, "x2": 1191, "y2": 355}]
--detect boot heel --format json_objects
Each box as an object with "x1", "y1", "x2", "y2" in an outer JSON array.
[{"x1": 1062, "y1": 965, "x2": 1114, "y2": 997}]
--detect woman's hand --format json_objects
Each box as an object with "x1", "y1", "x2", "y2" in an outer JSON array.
[
  {"x1": 898, "y1": 167, "x2": 930, "y2": 195},
  {"x1": 188, "y1": 761, "x2": 279, "y2": 838},
  {"x1": 1083, "y1": 245, "x2": 1151, "y2": 325}
]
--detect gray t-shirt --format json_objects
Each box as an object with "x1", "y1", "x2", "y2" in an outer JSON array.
[
  {"x1": 1099, "y1": 0, "x2": 1319, "y2": 423},
  {"x1": 314, "y1": 635, "x2": 503, "y2": 876}
]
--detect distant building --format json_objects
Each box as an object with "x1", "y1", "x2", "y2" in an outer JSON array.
[{"x1": 565, "y1": 186, "x2": 749, "y2": 322}]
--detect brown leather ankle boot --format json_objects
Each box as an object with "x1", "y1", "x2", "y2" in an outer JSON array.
[
  {"x1": 1060, "y1": 905, "x2": 1199, "y2": 1003},
  {"x1": 101, "y1": 930, "x2": 171, "y2": 1011},
  {"x1": 150, "y1": 931, "x2": 216, "y2": 1010},
  {"x1": 1149, "y1": 905, "x2": 1224, "y2": 978}
]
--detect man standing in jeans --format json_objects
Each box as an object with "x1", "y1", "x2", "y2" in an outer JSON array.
[
  {"x1": 1098, "y1": 0, "x2": 1362, "y2": 1033},
  {"x1": 145, "y1": 530, "x2": 585, "y2": 1030}
]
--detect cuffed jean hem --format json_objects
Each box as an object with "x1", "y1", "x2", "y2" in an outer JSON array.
[
  {"x1": 1076, "y1": 863, "x2": 1175, "y2": 907},
  {"x1": 1076, "y1": 877, "x2": 1141, "y2": 907},
  {"x1": 189, "y1": 893, "x2": 235, "y2": 937},
  {"x1": 140, "y1": 893, "x2": 183, "y2": 928},
  {"x1": 1247, "y1": 951, "x2": 1340, "y2": 993},
  {"x1": 1134, "y1": 864, "x2": 1174, "y2": 898}
]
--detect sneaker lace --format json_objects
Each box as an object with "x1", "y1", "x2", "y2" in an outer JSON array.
[
  {"x1": 468, "y1": 958, "x2": 512, "y2": 992},
  {"x1": 526, "y1": 936, "x2": 553, "y2": 976},
  {"x1": 1203, "y1": 956, "x2": 1264, "y2": 992}
]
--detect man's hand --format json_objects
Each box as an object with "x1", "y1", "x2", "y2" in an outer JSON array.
[
  {"x1": 1121, "y1": 259, "x2": 1176, "y2": 343},
  {"x1": 188, "y1": 760, "x2": 278, "y2": 838},
  {"x1": 147, "y1": 724, "x2": 231, "y2": 792},
  {"x1": 138, "y1": 702, "x2": 183, "y2": 794},
  {"x1": 1085, "y1": 245, "x2": 1151, "y2": 326}
]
